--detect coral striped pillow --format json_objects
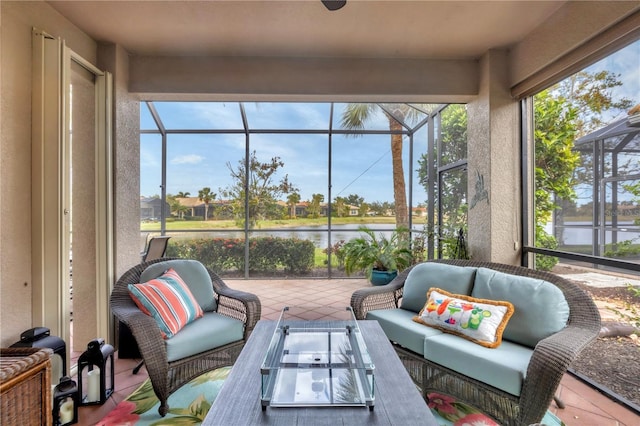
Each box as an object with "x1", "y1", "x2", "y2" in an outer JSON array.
[{"x1": 128, "y1": 268, "x2": 203, "y2": 339}]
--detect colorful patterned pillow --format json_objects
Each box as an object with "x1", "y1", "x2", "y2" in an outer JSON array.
[
  {"x1": 128, "y1": 268, "x2": 204, "y2": 339},
  {"x1": 413, "y1": 288, "x2": 514, "y2": 348}
]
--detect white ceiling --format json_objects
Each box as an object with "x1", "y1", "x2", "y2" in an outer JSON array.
[{"x1": 47, "y1": 0, "x2": 566, "y2": 59}]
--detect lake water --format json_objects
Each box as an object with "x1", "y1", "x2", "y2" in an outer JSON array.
[
  {"x1": 546, "y1": 221, "x2": 640, "y2": 246},
  {"x1": 147, "y1": 221, "x2": 640, "y2": 250},
  {"x1": 151, "y1": 223, "x2": 399, "y2": 250}
]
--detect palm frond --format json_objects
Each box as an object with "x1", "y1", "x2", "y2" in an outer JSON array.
[{"x1": 340, "y1": 103, "x2": 376, "y2": 131}]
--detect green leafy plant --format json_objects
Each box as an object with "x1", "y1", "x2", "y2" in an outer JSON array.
[
  {"x1": 534, "y1": 225, "x2": 559, "y2": 271},
  {"x1": 439, "y1": 227, "x2": 470, "y2": 260},
  {"x1": 604, "y1": 238, "x2": 640, "y2": 258},
  {"x1": 324, "y1": 240, "x2": 346, "y2": 269},
  {"x1": 342, "y1": 226, "x2": 413, "y2": 279}
]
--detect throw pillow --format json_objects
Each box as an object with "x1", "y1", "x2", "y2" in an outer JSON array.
[
  {"x1": 413, "y1": 288, "x2": 514, "y2": 348},
  {"x1": 128, "y1": 268, "x2": 204, "y2": 339}
]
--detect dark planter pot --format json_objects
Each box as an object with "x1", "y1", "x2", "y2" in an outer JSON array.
[{"x1": 370, "y1": 269, "x2": 397, "y2": 286}]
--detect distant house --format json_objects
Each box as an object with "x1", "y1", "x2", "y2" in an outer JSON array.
[
  {"x1": 412, "y1": 207, "x2": 427, "y2": 217},
  {"x1": 175, "y1": 197, "x2": 229, "y2": 219},
  {"x1": 176, "y1": 197, "x2": 205, "y2": 218},
  {"x1": 293, "y1": 201, "x2": 308, "y2": 217},
  {"x1": 292, "y1": 202, "x2": 358, "y2": 217},
  {"x1": 140, "y1": 197, "x2": 170, "y2": 220}
]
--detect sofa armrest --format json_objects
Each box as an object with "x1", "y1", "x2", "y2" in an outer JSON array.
[
  {"x1": 518, "y1": 322, "x2": 600, "y2": 424},
  {"x1": 350, "y1": 267, "x2": 413, "y2": 319}
]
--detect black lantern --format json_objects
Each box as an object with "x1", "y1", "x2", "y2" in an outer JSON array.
[
  {"x1": 52, "y1": 376, "x2": 78, "y2": 426},
  {"x1": 11, "y1": 327, "x2": 67, "y2": 385},
  {"x1": 77, "y1": 338, "x2": 114, "y2": 405}
]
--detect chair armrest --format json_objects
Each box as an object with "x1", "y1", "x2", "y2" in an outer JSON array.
[
  {"x1": 111, "y1": 301, "x2": 167, "y2": 359},
  {"x1": 350, "y1": 267, "x2": 411, "y2": 319},
  {"x1": 210, "y1": 274, "x2": 261, "y2": 339},
  {"x1": 111, "y1": 299, "x2": 169, "y2": 393}
]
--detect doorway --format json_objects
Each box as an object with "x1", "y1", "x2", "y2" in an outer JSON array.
[{"x1": 31, "y1": 29, "x2": 113, "y2": 361}]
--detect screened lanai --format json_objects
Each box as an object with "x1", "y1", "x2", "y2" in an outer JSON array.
[
  {"x1": 552, "y1": 116, "x2": 640, "y2": 268},
  {"x1": 139, "y1": 102, "x2": 468, "y2": 278}
]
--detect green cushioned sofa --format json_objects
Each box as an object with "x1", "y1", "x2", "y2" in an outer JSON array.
[{"x1": 350, "y1": 259, "x2": 601, "y2": 426}]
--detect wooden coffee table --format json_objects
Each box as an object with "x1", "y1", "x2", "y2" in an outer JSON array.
[{"x1": 204, "y1": 319, "x2": 438, "y2": 425}]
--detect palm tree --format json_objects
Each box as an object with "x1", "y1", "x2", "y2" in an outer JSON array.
[
  {"x1": 176, "y1": 191, "x2": 191, "y2": 198},
  {"x1": 198, "y1": 187, "x2": 215, "y2": 220},
  {"x1": 174, "y1": 203, "x2": 189, "y2": 219},
  {"x1": 167, "y1": 195, "x2": 188, "y2": 219},
  {"x1": 287, "y1": 192, "x2": 301, "y2": 219},
  {"x1": 307, "y1": 193, "x2": 324, "y2": 218},
  {"x1": 341, "y1": 104, "x2": 423, "y2": 229}
]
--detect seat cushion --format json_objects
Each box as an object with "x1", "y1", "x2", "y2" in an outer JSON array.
[
  {"x1": 366, "y1": 308, "x2": 442, "y2": 355},
  {"x1": 128, "y1": 268, "x2": 204, "y2": 339},
  {"x1": 401, "y1": 263, "x2": 477, "y2": 314},
  {"x1": 165, "y1": 312, "x2": 244, "y2": 362},
  {"x1": 471, "y1": 268, "x2": 570, "y2": 348},
  {"x1": 141, "y1": 259, "x2": 217, "y2": 312},
  {"x1": 424, "y1": 333, "x2": 533, "y2": 396}
]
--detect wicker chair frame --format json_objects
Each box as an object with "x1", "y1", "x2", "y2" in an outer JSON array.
[
  {"x1": 350, "y1": 259, "x2": 601, "y2": 426},
  {"x1": 111, "y1": 258, "x2": 261, "y2": 416}
]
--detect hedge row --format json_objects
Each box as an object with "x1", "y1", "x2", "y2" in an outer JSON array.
[{"x1": 165, "y1": 236, "x2": 315, "y2": 274}]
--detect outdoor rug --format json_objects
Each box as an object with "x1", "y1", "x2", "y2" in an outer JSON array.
[{"x1": 97, "y1": 367, "x2": 563, "y2": 426}]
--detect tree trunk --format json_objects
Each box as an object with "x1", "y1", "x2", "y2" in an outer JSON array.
[
  {"x1": 389, "y1": 120, "x2": 408, "y2": 229},
  {"x1": 599, "y1": 321, "x2": 637, "y2": 338}
]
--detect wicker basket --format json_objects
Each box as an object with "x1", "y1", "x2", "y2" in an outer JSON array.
[{"x1": 1, "y1": 347, "x2": 53, "y2": 426}]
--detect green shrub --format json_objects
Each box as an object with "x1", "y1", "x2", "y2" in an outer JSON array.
[
  {"x1": 604, "y1": 239, "x2": 640, "y2": 258},
  {"x1": 166, "y1": 235, "x2": 315, "y2": 274},
  {"x1": 281, "y1": 239, "x2": 315, "y2": 273}
]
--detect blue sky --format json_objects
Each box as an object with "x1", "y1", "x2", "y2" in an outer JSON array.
[
  {"x1": 140, "y1": 40, "x2": 639, "y2": 204},
  {"x1": 141, "y1": 102, "x2": 425, "y2": 204},
  {"x1": 584, "y1": 39, "x2": 640, "y2": 123}
]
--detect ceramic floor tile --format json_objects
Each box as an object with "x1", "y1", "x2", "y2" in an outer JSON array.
[{"x1": 556, "y1": 404, "x2": 620, "y2": 426}]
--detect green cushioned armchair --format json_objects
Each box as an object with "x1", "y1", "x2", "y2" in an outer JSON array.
[{"x1": 111, "y1": 258, "x2": 261, "y2": 416}]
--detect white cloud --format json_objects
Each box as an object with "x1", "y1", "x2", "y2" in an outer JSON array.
[{"x1": 171, "y1": 154, "x2": 205, "y2": 165}]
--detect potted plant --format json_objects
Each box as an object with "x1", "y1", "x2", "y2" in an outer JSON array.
[{"x1": 342, "y1": 226, "x2": 413, "y2": 285}]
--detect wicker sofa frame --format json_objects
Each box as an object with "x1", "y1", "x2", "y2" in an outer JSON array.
[
  {"x1": 111, "y1": 258, "x2": 261, "y2": 416},
  {"x1": 350, "y1": 259, "x2": 601, "y2": 426}
]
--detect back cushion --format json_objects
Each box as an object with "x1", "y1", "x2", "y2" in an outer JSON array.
[
  {"x1": 141, "y1": 259, "x2": 217, "y2": 312},
  {"x1": 471, "y1": 268, "x2": 570, "y2": 348},
  {"x1": 401, "y1": 263, "x2": 477, "y2": 313}
]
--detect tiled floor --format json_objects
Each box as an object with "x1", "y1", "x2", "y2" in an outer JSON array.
[{"x1": 73, "y1": 278, "x2": 639, "y2": 425}]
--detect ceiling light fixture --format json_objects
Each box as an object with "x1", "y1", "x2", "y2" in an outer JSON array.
[{"x1": 322, "y1": 0, "x2": 347, "y2": 11}]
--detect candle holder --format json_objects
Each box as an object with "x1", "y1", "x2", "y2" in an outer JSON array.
[
  {"x1": 52, "y1": 376, "x2": 78, "y2": 426},
  {"x1": 77, "y1": 338, "x2": 114, "y2": 405},
  {"x1": 10, "y1": 327, "x2": 67, "y2": 385}
]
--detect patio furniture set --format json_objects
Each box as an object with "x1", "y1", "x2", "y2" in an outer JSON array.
[{"x1": 110, "y1": 257, "x2": 601, "y2": 425}]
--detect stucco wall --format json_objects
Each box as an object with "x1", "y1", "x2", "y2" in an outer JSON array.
[
  {"x1": 0, "y1": 1, "x2": 96, "y2": 347},
  {"x1": 97, "y1": 44, "x2": 142, "y2": 280},
  {"x1": 467, "y1": 50, "x2": 520, "y2": 264},
  {"x1": 129, "y1": 56, "x2": 479, "y2": 103}
]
